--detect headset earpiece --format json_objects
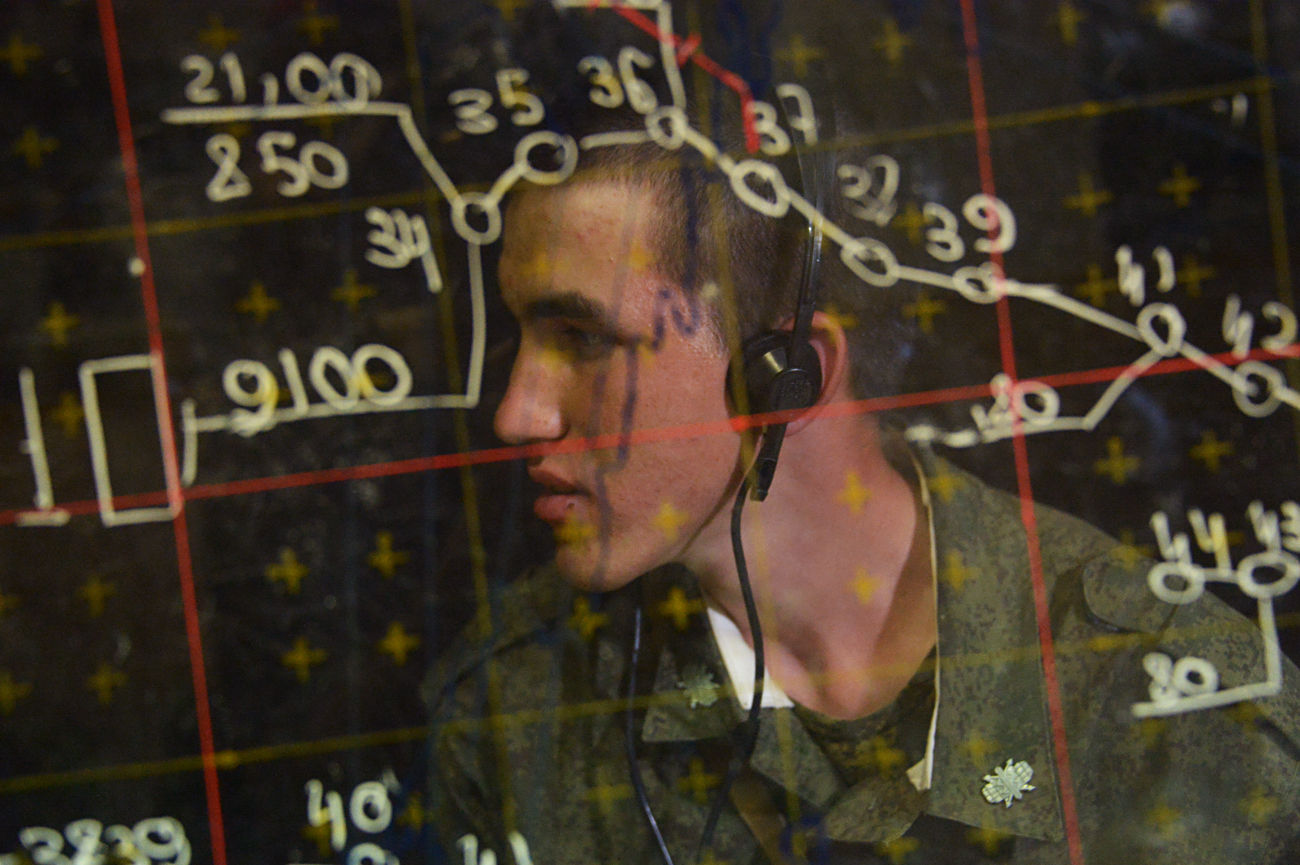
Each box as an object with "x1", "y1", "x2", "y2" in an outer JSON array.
[{"x1": 732, "y1": 330, "x2": 824, "y2": 418}]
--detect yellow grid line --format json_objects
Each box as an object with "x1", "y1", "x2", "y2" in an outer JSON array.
[{"x1": 4, "y1": 611, "x2": 1294, "y2": 796}]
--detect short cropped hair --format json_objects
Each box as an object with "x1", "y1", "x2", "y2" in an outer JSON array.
[{"x1": 526, "y1": 124, "x2": 915, "y2": 407}]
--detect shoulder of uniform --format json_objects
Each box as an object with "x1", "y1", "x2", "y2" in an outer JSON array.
[{"x1": 421, "y1": 564, "x2": 575, "y2": 715}]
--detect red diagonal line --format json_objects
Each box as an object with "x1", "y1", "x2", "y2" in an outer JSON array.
[
  {"x1": 609, "y1": 4, "x2": 759, "y2": 152},
  {"x1": 95, "y1": 3, "x2": 227, "y2": 863},
  {"x1": 5, "y1": 343, "x2": 1298, "y2": 526},
  {"x1": 956, "y1": 3, "x2": 1085, "y2": 862},
  {"x1": 675, "y1": 32, "x2": 702, "y2": 67}
]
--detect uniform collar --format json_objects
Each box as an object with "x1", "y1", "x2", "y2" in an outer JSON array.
[{"x1": 640, "y1": 446, "x2": 1066, "y2": 845}]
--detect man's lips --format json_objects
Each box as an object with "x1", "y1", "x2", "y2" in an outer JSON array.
[{"x1": 528, "y1": 467, "x2": 587, "y2": 522}]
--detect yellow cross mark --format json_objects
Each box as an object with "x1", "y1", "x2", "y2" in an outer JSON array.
[
  {"x1": 1063, "y1": 172, "x2": 1112, "y2": 217},
  {"x1": 627, "y1": 242, "x2": 654, "y2": 273},
  {"x1": 0, "y1": 32, "x2": 43, "y2": 76},
  {"x1": 653, "y1": 501, "x2": 689, "y2": 541},
  {"x1": 836, "y1": 470, "x2": 872, "y2": 513},
  {"x1": 493, "y1": 0, "x2": 530, "y2": 23},
  {"x1": 569, "y1": 596, "x2": 608, "y2": 641},
  {"x1": 40, "y1": 301, "x2": 79, "y2": 346},
  {"x1": 396, "y1": 792, "x2": 432, "y2": 829},
  {"x1": 0, "y1": 671, "x2": 33, "y2": 715},
  {"x1": 282, "y1": 636, "x2": 326, "y2": 683},
  {"x1": 850, "y1": 735, "x2": 907, "y2": 773},
  {"x1": 657, "y1": 586, "x2": 704, "y2": 630},
  {"x1": 851, "y1": 567, "x2": 879, "y2": 604},
  {"x1": 903, "y1": 292, "x2": 948, "y2": 334},
  {"x1": 875, "y1": 836, "x2": 920, "y2": 864},
  {"x1": 1132, "y1": 718, "x2": 1167, "y2": 748},
  {"x1": 297, "y1": 0, "x2": 339, "y2": 45},
  {"x1": 822, "y1": 303, "x2": 859, "y2": 331},
  {"x1": 236, "y1": 281, "x2": 281, "y2": 323},
  {"x1": 1158, "y1": 163, "x2": 1201, "y2": 207},
  {"x1": 875, "y1": 17, "x2": 912, "y2": 68},
  {"x1": 893, "y1": 200, "x2": 927, "y2": 244},
  {"x1": 301, "y1": 820, "x2": 334, "y2": 857},
  {"x1": 198, "y1": 14, "x2": 241, "y2": 52},
  {"x1": 1240, "y1": 786, "x2": 1278, "y2": 825},
  {"x1": 554, "y1": 516, "x2": 597, "y2": 545},
  {"x1": 584, "y1": 778, "x2": 633, "y2": 817},
  {"x1": 1057, "y1": 1, "x2": 1087, "y2": 45},
  {"x1": 50, "y1": 391, "x2": 84, "y2": 438},
  {"x1": 332, "y1": 268, "x2": 377, "y2": 311},
  {"x1": 942, "y1": 551, "x2": 975, "y2": 592},
  {"x1": 0, "y1": 592, "x2": 19, "y2": 616},
  {"x1": 78, "y1": 574, "x2": 117, "y2": 618},
  {"x1": 926, "y1": 465, "x2": 965, "y2": 503},
  {"x1": 378, "y1": 622, "x2": 421, "y2": 666},
  {"x1": 1112, "y1": 529, "x2": 1154, "y2": 569},
  {"x1": 12, "y1": 126, "x2": 58, "y2": 169},
  {"x1": 1145, "y1": 801, "x2": 1181, "y2": 838},
  {"x1": 1074, "y1": 263, "x2": 1118, "y2": 307},
  {"x1": 87, "y1": 662, "x2": 126, "y2": 705},
  {"x1": 962, "y1": 735, "x2": 1000, "y2": 767},
  {"x1": 676, "y1": 758, "x2": 720, "y2": 804},
  {"x1": 1227, "y1": 701, "x2": 1262, "y2": 727},
  {"x1": 265, "y1": 547, "x2": 309, "y2": 594},
  {"x1": 1093, "y1": 436, "x2": 1139, "y2": 484},
  {"x1": 1176, "y1": 254, "x2": 1215, "y2": 297},
  {"x1": 367, "y1": 531, "x2": 411, "y2": 579},
  {"x1": 776, "y1": 34, "x2": 824, "y2": 78},
  {"x1": 1189, "y1": 430, "x2": 1233, "y2": 472},
  {"x1": 968, "y1": 823, "x2": 1012, "y2": 855}
]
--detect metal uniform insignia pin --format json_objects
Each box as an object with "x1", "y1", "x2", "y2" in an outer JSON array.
[
  {"x1": 677, "y1": 664, "x2": 719, "y2": 708},
  {"x1": 982, "y1": 759, "x2": 1036, "y2": 807}
]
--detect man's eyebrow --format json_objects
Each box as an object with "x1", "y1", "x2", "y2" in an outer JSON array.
[{"x1": 523, "y1": 293, "x2": 619, "y2": 330}]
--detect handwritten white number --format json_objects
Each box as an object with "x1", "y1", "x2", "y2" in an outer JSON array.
[
  {"x1": 104, "y1": 825, "x2": 148, "y2": 865},
  {"x1": 204, "y1": 134, "x2": 252, "y2": 202},
  {"x1": 330, "y1": 52, "x2": 383, "y2": 106},
  {"x1": 747, "y1": 100, "x2": 791, "y2": 156},
  {"x1": 350, "y1": 781, "x2": 394, "y2": 833},
  {"x1": 261, "y1": 72, "x2": 279, "y2": 106},
  {"x1": 450, "y1": 89, "x2": 498, "y2": 135},
  {"x1": 496, "y1": 68, "x2": 544, "y2": 126},
  {"x1": 923, "y1": 202, "x2": 965, "y2": 262},
  {"x1": 964, "y1": 193, "x2": 1017, "y2": 254},
  {"x1": 20, "y1": 828, "x2": 69, "y2": 865},
  {"x1": 256, "y1": 131, "x2": 348, "y2": 197},
  {"x1": 286, "y1": 52, "x2": 334, "y2": 104},
  {"x1": 181, "y1": 55, "x2": 218, "y2": 103},
  {"x1": 133, "y1": 818, "x2": 190, "y2": 865},
  {"x1": 618, "y1": 46, "x2": 658, "y2": 114},
  {"x1": 776, "y1": 83, "x2": 818, "y2": 144},
  {"x1": 838, "y1": 156, "x2": 899, "y2": 226},
  {"x1": 306, "y1": 779, "x2": 348, "y2": 851},
  {"x1": 218, "y1": 52, "x2": 246, "y2": 103},
  {"x1": 578, "y1": 55, "x2": 623, "y2": 107}
]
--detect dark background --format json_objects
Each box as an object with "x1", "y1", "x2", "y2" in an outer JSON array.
[{"x1": 1, "y1": 0, "x2": 1298, "y2": 861}]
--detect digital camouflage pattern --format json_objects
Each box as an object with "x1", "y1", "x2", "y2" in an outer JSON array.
[{"x1": 425, "y1": 449, "x2": 1300, "y2": 863}]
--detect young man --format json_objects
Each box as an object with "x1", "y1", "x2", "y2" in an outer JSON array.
[{"x1": 425, "y1": 143, "x2": 1300, "y2": 863}]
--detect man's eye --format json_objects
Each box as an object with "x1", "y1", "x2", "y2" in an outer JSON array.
[{"x1": 558, "y1": 326, "x2": 616, "y2": 358}]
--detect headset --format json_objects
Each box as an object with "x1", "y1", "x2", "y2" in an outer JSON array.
[{"x1": 624, "y1": 92, "x2": 832, "y2": 865}]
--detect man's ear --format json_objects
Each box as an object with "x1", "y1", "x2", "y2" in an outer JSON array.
[{"x1": 787, "y1": 310, "x2": 850, "y2": 434}]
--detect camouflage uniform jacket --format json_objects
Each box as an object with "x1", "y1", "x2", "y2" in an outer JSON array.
[{"x1": 425, "y1": 450, "x2": 1300, "y2": 864}]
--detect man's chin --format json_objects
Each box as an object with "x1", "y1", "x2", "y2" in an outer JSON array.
[{"x1": 552, "y1": 547, "x2": 640, "y2": 593}]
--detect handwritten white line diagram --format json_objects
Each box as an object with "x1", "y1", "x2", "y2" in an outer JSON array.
[{"x1": 9, "y1": 0, "x2": 1296, "y2": 716}]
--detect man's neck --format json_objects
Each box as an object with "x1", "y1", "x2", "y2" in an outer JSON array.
[{"x1": 681, "y1": 419, "x2": 937, "y2": 720}]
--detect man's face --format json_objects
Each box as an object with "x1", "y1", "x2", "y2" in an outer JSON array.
[{"x1": 495, "y1": 180, "x2": 744, "y2": 591}]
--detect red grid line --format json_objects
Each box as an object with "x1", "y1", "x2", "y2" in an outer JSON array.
[
  {"x1": 956, "y1": 3, "x2": 1086, "y2": 861},
  {"x1": 5, "y1": 343, "x2": 1298, "y2": 528},
  {"x1": 95, "y1": 2, "x2": 228, "y2": 863}
]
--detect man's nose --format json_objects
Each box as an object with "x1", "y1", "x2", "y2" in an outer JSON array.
[{"x1": 494, "y1": 349, "x2": 566, "y2": 445}]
